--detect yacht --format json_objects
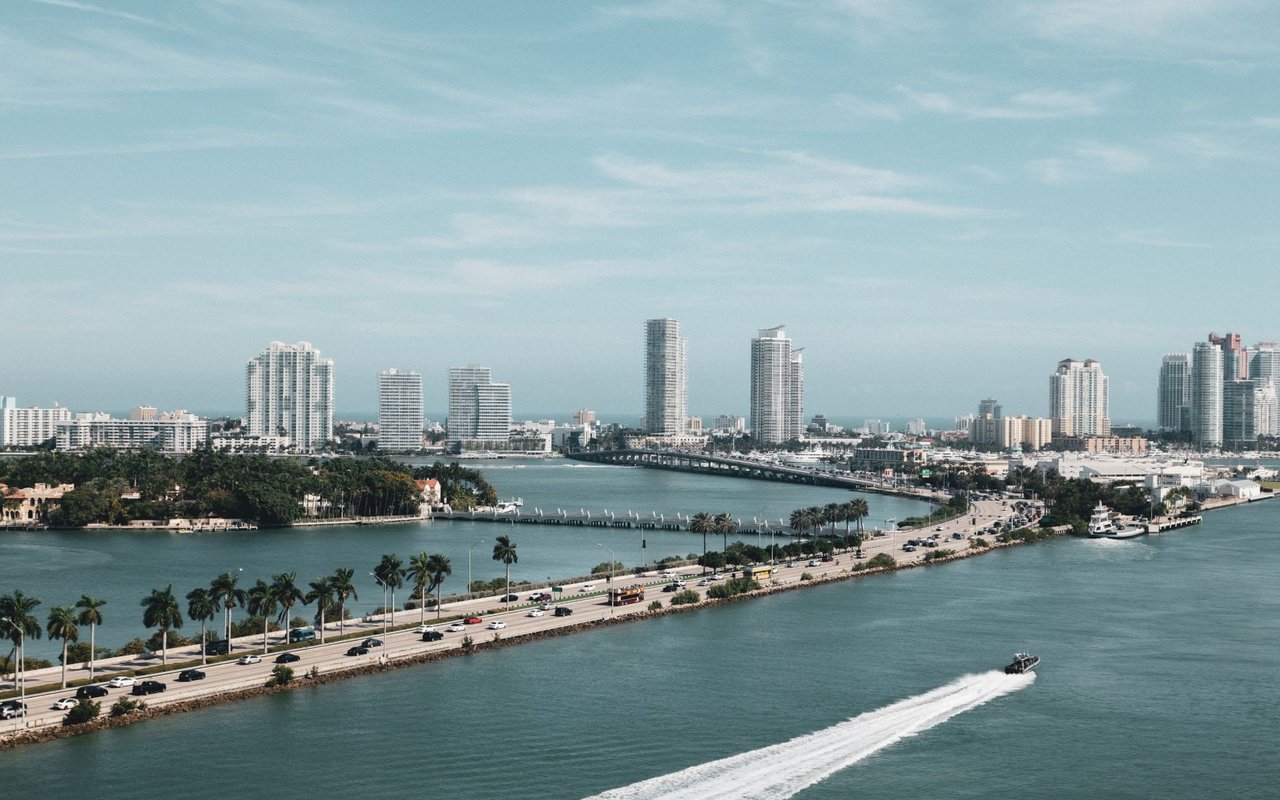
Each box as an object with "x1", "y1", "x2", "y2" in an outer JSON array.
[
  {"x1": 1087, "y1": 501, "x2": 1145, "y2": 540},
  {"x1": 1004, "y1": 652, "x2": 1040, "y2": 674}
]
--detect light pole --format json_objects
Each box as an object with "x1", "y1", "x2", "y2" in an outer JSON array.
[
  {"x1": 369, "y1": 572, "x2": 388, "y2": 640},
  {"x1": 467, "y1": 539, "x2": 486, "y2": 603},
  {"x1": 597, "y1": 543, "x2": 616, "y2": 615}
]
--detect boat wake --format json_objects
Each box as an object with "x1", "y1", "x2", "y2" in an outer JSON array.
[{"x1": 583, "y1": 670, "x2": 1034, "y2": 800}]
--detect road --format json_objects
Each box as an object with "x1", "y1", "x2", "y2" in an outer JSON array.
[{"x1": 1, "y1": 497, "x2": 1036, "y2": 738}]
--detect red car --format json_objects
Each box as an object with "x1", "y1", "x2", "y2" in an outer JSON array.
[{"x1": 464, "y1": 616, "x2": 483, "y2": 625}]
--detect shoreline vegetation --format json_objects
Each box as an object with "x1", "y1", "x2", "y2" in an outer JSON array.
[{"x1": 4, "y1": 491, "x2": 1269, "y2": 750}]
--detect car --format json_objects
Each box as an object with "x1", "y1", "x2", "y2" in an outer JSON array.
[
  {"x1": 76, "y1": 684, "x2": 109, "y2": 699},
  {"x1": 0, "y1": 701, "x2": 25, "y2": 719},
  {"x1": 132, "y1": 680, "x2": 166, "y2": 696},
  {"x1": 445, "y1": 622, "x2": 467, "y2": 632},
  {"x1": 553, "y1": 606, "x2": 574, "y2": 617},
  {"x1": 710, "y1": 573, "x2": 725, "y2": 581},
  {"x1": 107, "y1": 676, "x2": 137, "y2": 688},
  {"x1": 361, "y1": 638, "x2": 383, "y2": 648},
  {"x1": 528, "y1": 592, "x2": 552, "y2": 602},
  {"x1": 580, "y1": 584, "x2": 596, "y2": 592},
  {"x1": 500, "y1": 594, "x2": 520, "y2": 603},
  {"x1": 806, "y1": 560, "x2": 821, "y2": 567},
  {"x1": 177, "y1": 669, "x2": 206, "y2": 682},
  {"x1": 237, "y1": 654, "x2": 262, "y2": 665},
  {"x1": 204, "y1": 639, "x2": 230, "y2": 656},
  {"x1": 662, "y1": 583, "x2": 678, "y2": 592},
  {"x1": 540, "y1": 602, "x2": 555, "y2": 611},
  {"x1": 53, "y1": 697, "x2": 78, "y2": 711},
  {"x1": 659, "y1": 570, "x2": 675, "y2": 578},
  {"x1": 422, "y1": 630, "x2": 444, "y2": 642},
  {"x1": 464, "y1": 616, "x2": 483, "y2": 625},
  {"x1": 696, "y1": 578, "x2": 710, "y2": 586},
  {"x1": 274, "y1": 652, "x2": 300, "y2": 664},
  {"x1": 346, "y1": 646, "x2": 369, "y2": 656},
  {"x1": 527, "y1": 609, "x2": 545, "y2": 617},
  {"x1": 488, "y1": 620, "x2": 507, "y2": 630},
  {"x1": 412, "y1": 625, "x2": 437, "y2": 635}
]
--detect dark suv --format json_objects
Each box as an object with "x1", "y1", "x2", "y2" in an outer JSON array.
[
  {"x1": 554, "y1": 606, "x2": 574, "y2": 617},
  {"x1": 421, "y1": 630, "x2": 444, "y2": 642},
  {"x1": 132, "y1": 680, "x2": 166, "y2": 696},
  {"x1": 76, "y1": 684, "x2": 109, "y2": 699},
  {"x1": 204, "y1": 639, "x2": 230, "y2": 656}
]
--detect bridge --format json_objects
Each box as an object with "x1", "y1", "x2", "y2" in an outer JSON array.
[
  {"x1": 566, "y1": 448, "x2": 941, "y2": 500},
  {"x1": 433, "y1": 506, "x2": 787, "y2": 535}
]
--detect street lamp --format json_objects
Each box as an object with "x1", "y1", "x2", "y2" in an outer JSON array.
[
  {"x1": 597, "y1": 543, "x2": 616, "y2": 615},
  {"x1": 369, "y1": 572, "x2": 388, "y2": 640},
  {"x1": 467, "y1": 539, "x2": 486, "y2": 602}
]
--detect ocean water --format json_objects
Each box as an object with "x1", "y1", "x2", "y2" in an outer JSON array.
[{"x1": 2, "y1": 485, "x2": 1278, "y2": 797}]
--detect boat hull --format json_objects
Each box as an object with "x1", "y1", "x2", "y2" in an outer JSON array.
[{"x1": 1089, "y1": 527, "x2": 1145, "y2": 540}]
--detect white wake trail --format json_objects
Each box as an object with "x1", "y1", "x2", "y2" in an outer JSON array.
[{"x1": 585, "y1": 670, "x2": 1034, "y2": 800}]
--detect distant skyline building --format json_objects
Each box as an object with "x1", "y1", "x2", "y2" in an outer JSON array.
[
  {"x1": 644, "y1": 318, "x2": 687, "y2": 436},
  {"x1": 1157, "y1": 354, "x2": 1191, "y2": 432},
  {"x1": 1190, "y1": 341, "x2": 1224, "y2": 448},
  {"x1": 129, "y1": 405, "x2": 158, "y2": 422},
  {"x1": 0, "y1": 397, "x2": 71, "y2": 448},
  {"x1": 1248, "y1": 342, "x2": 1280, "y2": 436},
  {"x1": 1210, "y1": 331, "x2": 1248, "y2": 382},
  {"x1": 750, "y1": 326, "x2": 804, "y2": 444},
  {"x1": 245, "y1": 341, "x2": 334, "y2": 452},
  {"x1": 447, "y1": 365, "x2": 511, "y2": 447},
  {"x1": 56, "y1": 410, "x2": 207, "y2": 453},
  {"x1": 1049, "y1": 358, "x2": 1110, "y2": 437},
  {"x1": 1222, "y1": 380, "x2": 1258, "y2": 448},
  {"x1": 377, "y1": 369, "x2": 422, "y2": 452}
]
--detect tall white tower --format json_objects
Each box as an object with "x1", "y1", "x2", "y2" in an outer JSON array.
[
  {"x1": 245, "y1": 341, "x2": 334, "y2": 451},
  {"x1": 1190, "y1": 341, "x2": 1223, "y2": 448},
  {"x1": 644, "y1": 318, "x2": 687, "y2": 436},
  {"x1": 378, "y1": 369, "x2": 423, "y2": 452},
  {"x1": 1049, "y1": 358, "x2": 1109, "y2": 437},
  {"x1": 447, "y1": 366, "x2": 511, "y2": 447},
  {"x1": 1157, "y1": 354, "x2": 1191, "y2": 432},
  {"x1": 751, "y1": 326, "x2": 803, "y2": 444}
]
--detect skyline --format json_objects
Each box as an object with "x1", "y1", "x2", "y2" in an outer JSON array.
[{"x1": 6, "y1": 1, "x2": 1280, "y2": 420}]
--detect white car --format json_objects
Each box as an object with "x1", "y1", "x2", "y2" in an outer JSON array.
[
  {"x1": 540, "y1": 602, "x2": 555, "y2": 611},
  {"x1": 237, "y1": 654, "x2": 262, "y2": 665},
  {"x1": 710, "y1": 573, "x2": 725, "y2": 581},
  {"x1": 488, "y1": 620, "x2": 507, "y2": 630},
  {"x1": 580, "y1": 584, "x2": 596, "y2": 592},
  {"x1": 106, "y1": 676, "x2": 136, "y2": 688},
  {"x1": 445, "y1": 622, "x2": 467, "y2": 632},
  {"x1": 412, "y1": 625, "x2": 437, "y2": 635},
  {"x1": 527, "y1": 609, "x2": 544, "y2": 617},
  {"x1": 659, "y1": 570, "x2": 675, "y2": 578},
  {"x1": 53, "y1": 697, "x2": 78, "y2": 710}
]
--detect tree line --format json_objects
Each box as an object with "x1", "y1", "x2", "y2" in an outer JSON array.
[{"x1": 0, "y1": 450, "x2": 498, "y2": 527}]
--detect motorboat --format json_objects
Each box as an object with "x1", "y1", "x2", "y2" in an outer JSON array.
[{"x1": 1004, "y1": 652, "x2": 1040, "y2": 674}]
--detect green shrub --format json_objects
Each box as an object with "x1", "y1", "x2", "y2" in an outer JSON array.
[
  {"x1": 117, "y1": 638, "x2": 149, "y2": 656},
  {"x1": 269, "y1": 665, "x2": 294, "y2": 686},
  {"x1": 971, "y1": 537, "x2": 989, "y2": 549},
  {"x1": 110, "y1": 697, "x2": 144, "y2": 717},
  {"x1": 647, "y1": 600, "x2": 662, "y2": 611},
  {"x1": 867, "y1": 553, "x2": 897, "y2": 570},
  {"x1": 922, "y1": 548, "x2": 955, "y2": 562},
  {"x1": 799, "y1": 572, "x2": 813, "y2": 581},
  {"x1": 63, "y1": 699, "x2": 100, "y2": 725},
  {"x1": 460, "y1": 634, "x2": 475, "y2": 653},
  {"x1": 669, "y1": 590, "x2": 700, "y2": 605}
]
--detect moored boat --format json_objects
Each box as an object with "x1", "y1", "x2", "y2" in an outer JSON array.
[{"x1": 1087, "y1": 501, "x2": 1145, "y2": 539}]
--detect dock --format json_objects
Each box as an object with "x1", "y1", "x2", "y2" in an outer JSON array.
[{"x1": 1146, "y1": 515, "x2": 1202, "y2": 533}]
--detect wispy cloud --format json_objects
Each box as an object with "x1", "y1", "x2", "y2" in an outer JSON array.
[
  {"x1": 31, "y1": 0, "x2": 171, "y2": 29},
  {"x1": 895, "y1": 82, "x2": 1121, "y2": 120},
  {"x1": 1028, "y1": 140, "x2": 1151, "y2": 183},
  {"x1": 1021, "y1": 0, "x2": 1234, "y2": 41}
]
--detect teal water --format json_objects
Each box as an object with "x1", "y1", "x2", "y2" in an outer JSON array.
[
  {"x1": 2, "y1": 491, "x2": 1278, "y2": 797},
  {"x1": 1, "y1": 458, "x2": 926, "y2": 658}
]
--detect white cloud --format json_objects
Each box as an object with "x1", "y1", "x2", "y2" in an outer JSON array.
[
  {"x1": 895, "y1": 82, "x2": 1120, "y2": 120},
  {"x1": 1022, "y1": 0, "x2": 1234, "y2": 41}
]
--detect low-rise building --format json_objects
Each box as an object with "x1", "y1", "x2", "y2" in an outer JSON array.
[
  {"x1": 1, "y1": 482, "x2": 75, "y2": 524},
  {"x1": 850, "y1": 447, "x2": 926, "y2": 473},
  {"x1": 1, "y1": 397, "x2": 72, "y2": 448},
  {"x1": 56, "y1": 411, "x2": 208, "y2": 453}
]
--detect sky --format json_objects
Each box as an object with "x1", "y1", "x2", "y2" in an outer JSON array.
[{"x1": 4, "y1": 0, "x2": 1280, "y2": 425}]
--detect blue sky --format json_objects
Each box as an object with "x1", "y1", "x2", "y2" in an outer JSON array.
[{"x1": 4, "y1": 0, "x2": 1279, "y2": 424}]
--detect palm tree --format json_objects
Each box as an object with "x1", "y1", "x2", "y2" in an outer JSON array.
[
  {"x1": 74, "y1": 595, "x2": 107, "y2": 680},
  {"x1": 1, "y1": 589, "x2": 43, "y2": 684},
  {"x1": 426, "y1": 554, "x2": 452, "y2": 619},
  {"x1": 45, "y1": 605, "x2": 79, "y2": 689},
  {"x1": 185, "y1": 587, "x2": 216, "y2": 666},
  {"x1": 305, "y1": 576, "x2": 334, "y2": 644},
  {"x1": 374, "y1": 554, "x2": 406, "y2": 625},
  {"x1": 271, "y1": 572, "x2": 305, "y2": 646},
  {"x1": 210, "y1": 571, "x2": 246, "y2": 654},
  {"x1": 789, "y1": 508, "x2": 810, "y2": 543},
  {"x1": 247, "y1": 580, "x2": 278, "y2": 654},
  {"x1": 331, "y1": 568, "x2": 357, "y2": 634},
  {"x1": 492, "y1": 535, "x2": 518, "y2": 607},
  {"x1": 714, "y1": 512, "x2": 737, "y2": 554},
  {"x1": 690, "y1": 512, "x2": 714, "y2": 573},
  {"x1": 407, "y1": 552, "x2": 433, "y2": 625},
  {"x1": 825, "y1": 503, "x2": 844, "y2": 536},
  {"x1": 140, "y1": 585, "x2": 183, "y2": 665}
]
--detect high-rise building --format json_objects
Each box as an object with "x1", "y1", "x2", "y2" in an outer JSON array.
[
  {"x1": 245, "y1": 341, "x2": 334, "y2": 452},
  {"x1": 129, "y1": 405, "x2": 158, "y2": 422},
  {"x1": 0, "y1": 397, "x2": 72, "y2": 448},
  {"x1": 978, "y1": 398, "x2": 1002, "y2": 419},
  {"x1": 1157, "y1": 354, "x2": 1191, "y2": 432},
  {"x1": 1210, "y1": 331, "x2": 1248, "y2": 381},
  {"x1": 56, "y1": 411, "x2": 207, "y2": 453},
  {"x1": 644, "y1": 318, "x2": 687, "y2": 436},
  {"x1": 1049, "y1": 359, "x2": 1110, "y2": 437},
  {"x1": 447, "y1": 366, "x2": 511, "y2": 447},
  {"x1": 1190, "y1": 341, "x2": 1223, "y2": 448},
  {"x1": 750, "y1": 326, "x2": 804, "y2": 444},
  {"x1": 1223, "y1": 380, "x2": 1258, "y2": 447},
  {"x1": 377, "y1": 369, "x2": 423, "y2": 452},
  {"x1": 1248, "y1": 342, "x2": 1280, "y2": 436}
]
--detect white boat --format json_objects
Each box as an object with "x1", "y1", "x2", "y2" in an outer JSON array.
[{"x1": 1087, "y1": 501, "x2": 1145, "y2": 539}]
